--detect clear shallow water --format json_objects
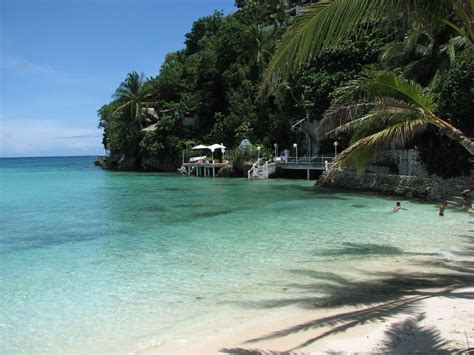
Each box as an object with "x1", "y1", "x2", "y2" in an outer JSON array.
[{"x1": 0, "y1": 156, "x2": 471, "y2": 353}]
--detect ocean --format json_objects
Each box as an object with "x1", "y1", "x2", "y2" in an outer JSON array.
[{"x1": 0, "y1": 156, "x2": 470, "y2": 352}]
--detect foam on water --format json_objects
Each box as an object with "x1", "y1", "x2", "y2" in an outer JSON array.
[{"x1": 0, "y1": 156, "x2": 472, "y2": 353}]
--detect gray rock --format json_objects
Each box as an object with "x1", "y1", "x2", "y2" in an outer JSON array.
[
  {"x1": 141, "y1": 154, "x2": 180, "y2": 172},
  {"x1": 318, "y1": 170, "x2": 474, "y2": 202},
  {"x1": 217, "y1": 166, "x2": 234, "y2": 177},
  {"x1": 233, "y1": 160, "x2": 254, "y2": 177},
  {"x1": 117, "y1": 155, "x2": 137, "y2": 171}
]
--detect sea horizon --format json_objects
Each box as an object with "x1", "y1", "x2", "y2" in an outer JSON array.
[{"x1": 0, "y1": 154, "x2": 103, "y2": 159}]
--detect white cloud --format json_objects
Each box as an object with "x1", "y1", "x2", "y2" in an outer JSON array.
[
  {"x1": 0, "y1": 119, "x2": 103, "y2": 157},
  {"x1": 1, "y1": 56, "x2": 88, "y2": 84}
]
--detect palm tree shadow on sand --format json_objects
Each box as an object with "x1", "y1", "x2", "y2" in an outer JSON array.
[
  {"x1": 220, "y1": 236, "x2": 474, "y2": 354},
  {"x1": 376, "y1": 313, "x2": 452, "y2": 353}
]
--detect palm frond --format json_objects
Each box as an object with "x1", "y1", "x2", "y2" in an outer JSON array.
[
  {"x1": 327, "y1": 99, "x2": 428, "y2": 139},
  {"x1": 320, "y1": 71, "x2": 435, "y2": 137},
  {"x1": 448, "y1": 0, "x2": 474, "y2": 45},
  {"x1": 320, "y1": 102, "x2": 375, "y2": 136},
  {"x1": 349, "y1": 106, "x2": 429, "y2": 142},
  {"x1": 330, "y1": 118, "x2": 429, "y2": 173},
  {"x1": 380, "y1": 42, "x2": 408, "y2": 67},
  {"x1": 260, "y1": 0, "x2": 380, "y2": 96},
  {"x1": 360, "y1": 71, "x2": 436, "y2": 111},
  {"x1": 380, "y1": 28, "x2": 432, "y2": 70},
  {"x1": 260, "y1": 0, "x2": 456, "y2": 96},
  {"x1": 439, "y1": 35, "x2": 470, "y2": 64}
]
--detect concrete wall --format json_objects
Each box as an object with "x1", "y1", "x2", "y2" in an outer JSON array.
[{"x1": 377, "y1": 149, "x2": 427, "y2": 177}]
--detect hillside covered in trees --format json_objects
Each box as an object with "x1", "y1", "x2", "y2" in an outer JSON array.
[{"x1": 98, "y1": 0, "x2": 473, "y2": 178}]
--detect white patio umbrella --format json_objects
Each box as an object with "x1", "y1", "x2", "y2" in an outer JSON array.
[
  {"x1": 208, "y1": 144, "x2": 226, "y2": 162},
  {"x1": 192, "y1": 144, "x2": 209, "y2": 150},
  {"x1": 208, "y1": 143, "x2": 226, "y2": 151}
]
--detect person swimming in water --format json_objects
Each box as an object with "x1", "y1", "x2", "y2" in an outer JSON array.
[{"x1": 393, "y1": 201, "x2": 407, "y2": 213}]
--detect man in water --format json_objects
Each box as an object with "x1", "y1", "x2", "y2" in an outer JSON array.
[
  {"x1": 393, "y1": 201, "x2": 407, "y2": 213},
  {"x1": 439, "y1": 201, "x2": 447, "y2": 216}
]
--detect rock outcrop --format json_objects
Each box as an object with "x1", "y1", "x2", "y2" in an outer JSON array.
[
  {"x1": 140, "y1": 154, "x2": 180, "y2": 172},
  {"x1": 95, "y1": 152, "x2": 181, "y2": 172},
  {"x1": 94, "y1": 152, "x2": 138, "y2": 171},
  {"x1": 318, "y1": 170, "x2": 474, "y2": 201},
  {"x1": 217, "y1": 166, "x2": 235, "y2": 177},
  {"x1": 233, "y1": 160, "x2": 253, "y2": 177}
]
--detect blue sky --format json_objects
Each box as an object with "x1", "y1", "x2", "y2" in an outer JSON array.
[{"x1": 0, "y1": 0, "x2": 236, "y2": 157}]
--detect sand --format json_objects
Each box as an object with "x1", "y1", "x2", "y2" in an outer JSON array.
[
  {"x1": 141, "y1": 253, "x2": 474, "y2": 354},
  {"x1": 144, "y1": 289, "x2": 473, "y2": 354}
]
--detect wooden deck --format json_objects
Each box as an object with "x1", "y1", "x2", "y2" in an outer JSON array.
[
  {"x1": 182, "y1": 155, "x2": 335, "y2": 179},
  {"x1": 275, "y1": 156, "x2": 335, "y2": 179},
  {"x1": 182, "y1": 162, "x2": 230, "y2": 177},
  {"x1": 276, "y1": 156, "x2": 334, "y2": 169}
]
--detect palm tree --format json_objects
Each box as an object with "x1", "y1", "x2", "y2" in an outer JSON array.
[
  {"x1": 113, "y1": 71, "x2": 154, "y2": 129},
  {"x1": 380, "y1": 27, "x2": 469, "y2": 86},
  {"x1": 260, "y1": 0, "x2": 473, "y2": 95},
  {"x1": 319, "y1": 71, "x2": 474, "y2": 172}
]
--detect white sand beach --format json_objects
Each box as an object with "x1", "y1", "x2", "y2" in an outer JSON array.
[{"x1": 142, "y1": 256, "x2": 474, "y2": 354}]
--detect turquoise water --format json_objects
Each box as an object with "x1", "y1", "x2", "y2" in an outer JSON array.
[{"x1": 0, "y1": 156, "x2": 471, "y2": 353}]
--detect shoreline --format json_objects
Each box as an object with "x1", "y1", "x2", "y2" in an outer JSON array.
[
  {"x1": 144, "y1": 288, "x2": 474, "y2": 354},
  {"x1": 95, "y1": 155, "x2": 474, "y2": 204},
  {"x1": 140, "y1": 251, "x2": 474, "y2": 354}
]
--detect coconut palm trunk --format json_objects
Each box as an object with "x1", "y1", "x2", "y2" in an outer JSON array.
[{"x1": 431, "y1": 113, "x2": 474, "y2": 154}]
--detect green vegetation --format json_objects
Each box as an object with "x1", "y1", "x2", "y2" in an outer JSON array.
[
  {"x1": 262, "y1": 0, "x2": 473, "y2": 175},
  {"x1": 320, "y1": 71, "x2": 473, "y2": 173},
  {"x1": 98, "y1": 0, "x2": 473, "y2": 176}
]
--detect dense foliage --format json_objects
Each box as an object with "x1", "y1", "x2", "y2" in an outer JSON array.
[
  {"x1": 98, "y1": 0, "x2": 473, "y2": 176},
  {"x1": 418, "y1": 48, "x2": 474, "y2": 177}
]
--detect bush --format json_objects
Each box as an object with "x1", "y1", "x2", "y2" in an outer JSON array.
[{"x1": 230, "y1": 145, "x2": 272, "y2": 164}]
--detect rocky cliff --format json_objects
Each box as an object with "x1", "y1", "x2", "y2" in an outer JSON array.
[
  {"x1": 95, "y1": 152, "x2": 180, "y2": 172},
  {"x1": 318, "y1": 170, "x2": 474, "y2": 201}
]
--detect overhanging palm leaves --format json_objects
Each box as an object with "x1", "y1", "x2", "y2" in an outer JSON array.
[
  {"x1": 320, "y1": 71, "x2": 474, "y2": 172},
  {"x1": 380, "y1": 27, "x2": 469, "y2": 86},
  {"x1": 445, "y1": 0, "x2": 474, "y2": 43},
  {"x1": 113, "y1": 71, "x2": 154, "y2": 129},
  {"x1": 260, "y1": 0, "x2": 471, "y2": 96}
]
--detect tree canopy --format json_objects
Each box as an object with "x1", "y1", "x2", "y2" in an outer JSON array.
[{"x1": 98, "y1": 0, "x2": 473, "y2": 176}]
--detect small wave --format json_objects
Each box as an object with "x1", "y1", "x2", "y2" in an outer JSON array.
[
  {"x1": 130, "y1": 337, "x2": 161, "y2": 355},
  {"x1": 438, "y1": 250, "x2": 474, "y2": 262}
]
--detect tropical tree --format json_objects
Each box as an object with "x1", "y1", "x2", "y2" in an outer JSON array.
[
  {"x1": 380, "y1": 27, "x2": 469, "y2": 86},
  {"x1": 113, "y1": 71, "x2": 154, "y2": 129},
  {"x1": 319, "y1": 71, "x2": 474, "y2": 172},
  {"x1": 261, "y1": 0, "x2": 473, "y2": 95}
]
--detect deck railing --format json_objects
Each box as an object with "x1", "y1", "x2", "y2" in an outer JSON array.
[
  {"x1": 278, "y1": 155, "x2": 335, "y2": 165},
  {"x1": 247, "y1": 157, "x2": 267, "y2": 179}
]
